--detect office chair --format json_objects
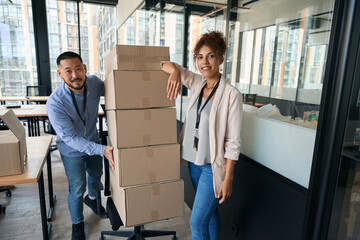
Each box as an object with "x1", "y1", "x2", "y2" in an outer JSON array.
[
  {"x1": 0, "y1": 186, "x2": 14, "y2": 214},
  {"x1": 96, "y1": 105, "x2": 178, "y2": 240},
  {"x1": 26, "y1": 85, "x2": 47, "y2": 99}
]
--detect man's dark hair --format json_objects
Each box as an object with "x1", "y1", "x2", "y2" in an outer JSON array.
[{"x1": 57, "y1": 51, "x2": 83, "y2": 66}]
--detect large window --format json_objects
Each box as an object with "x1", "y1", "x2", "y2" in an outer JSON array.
[
  {"x1": 46, "y1": 0, "x2": 117, "y2": 89},
  {"x1": 0, "y1": 0, "x2": 37, "y2": 96}
]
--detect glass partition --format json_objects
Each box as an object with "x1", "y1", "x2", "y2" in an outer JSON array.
[
  {"x1": 227, "y1": 1, "x2": 333, "y2": 106},
  {"x1": 298, "y1": 12, "x2": 332, "y2": 104},
  {"x1": 226, "y1": 0, "x2": 335, "y2": 188}
]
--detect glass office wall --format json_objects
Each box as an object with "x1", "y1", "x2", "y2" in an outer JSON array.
[
  {"x1": 0, "y1": 0, "x2": 37, "y2": 96},
  {"x1": 225, "y1": 0, "x2": 334, "y2": 188},
  {"x1": 46, "y1": 0, "x2": 117, "y2": 90},
  {"x1": 226, "y1": 2, "x2": 332, "y2": 105}
]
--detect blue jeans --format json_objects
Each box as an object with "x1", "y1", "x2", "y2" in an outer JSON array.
[
  {"x1": 189, "y1": 162, "x2": 220, "y2": 240},
  {"x1": 61, "y1": 154, "x2": 103, "y2": 224}
]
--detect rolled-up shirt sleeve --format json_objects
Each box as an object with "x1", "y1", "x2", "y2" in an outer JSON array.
[
  {"x1": 46, "y1": 99, "x2": 105, "y2": 156},
  {"x1": 224, "y1": 89, "x2": 243, "y2": 161}
]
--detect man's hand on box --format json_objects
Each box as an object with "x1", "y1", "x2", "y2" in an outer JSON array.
[
  {"x1": 166, "y1": 70, "x2": 181, "y2": 100},
  {"x1": 104, "y1": 146, "x2": 115, "y2": 170}
]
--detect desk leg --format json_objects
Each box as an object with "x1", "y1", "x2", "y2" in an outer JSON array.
[
  {"x1": 38, "y1": 171, "x2": 52, "y2": 240},
  {"x1": 27, "y1": 117, "x2": 41, "y2": 137},
  {"x1": 27, "y1": 117, "x2": 33, "y2": 137},
  {"x1": 46, "y1": 153, "x2": 56, "y2": 221},
  {"x1": 36, "y1": 117, "x2": 40, "y2": 136}
]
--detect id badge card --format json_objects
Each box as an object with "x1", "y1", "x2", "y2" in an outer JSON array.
[{"x1": 193, "y1": 128, "x2": 199, "y2": 151}]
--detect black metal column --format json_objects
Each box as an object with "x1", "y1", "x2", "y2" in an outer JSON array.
[
  {"x1": 31, "y1": 0, "x2": 52, "y2": 95},
  {"x1": 77, "y1": 0, "x2": 82, "y2": 56},
  {"x1": 180, "y1": 3, "x2": 190, "y2": 121}
]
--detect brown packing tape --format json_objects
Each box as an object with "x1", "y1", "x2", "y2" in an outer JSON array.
[
  {"x1": 143, "y1": 135, "x2": 150, "y2": 145},
  {"x1": 142, "y1": 71, "x2": 150, "y2": 81},
  {"x1": 145, "y1": 148, "x2": 154, "y2": 158},
  {"x1": 142, "y1": 98, "x2": 150, "y2": 107},
  {"x1": 117, "y1": 55, "x2": 145, "y2": 69},
  {"x1": 113, "y1": 55, "x2": 117, "y2": 68},
  {"x1": 151, "y1": 211, "x2": 159, "y2": 221},
  {"x1": 146, "y1": 55, "x2": 170, "y2": 63},
  {"x1": 148, "y1": 172, "x2": 157, "y2": 182},
  {"x1": 152, "y1": 185, "x2": 160, "y2": 195},
  {"x1": 144, "y1": 110, "x2": 151, "y2": 120}
]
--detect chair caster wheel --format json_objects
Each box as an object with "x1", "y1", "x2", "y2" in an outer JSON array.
[
  {"x1": 172, "y1": 237, "x2": 178, "y2": 240},
  {"x1": 1, "y1": 206, "x2": 5, "y2": 213},
  {"x1": 6, "y1": 190, "x2": 11, "y2": 197}
]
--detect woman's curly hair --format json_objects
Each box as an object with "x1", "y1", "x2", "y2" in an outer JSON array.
[{"x1": 193, "y1": 31, "x2": 227, "y2": 63}]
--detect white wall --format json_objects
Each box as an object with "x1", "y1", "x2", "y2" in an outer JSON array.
[{"x1": 241, "y1": 111, "x2": 316, "y2": 188}]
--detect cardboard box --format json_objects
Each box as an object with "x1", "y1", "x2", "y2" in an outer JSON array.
[
  {"x1": 105, "y1": 70, "x2": 175, "y2": 110},
  {"x1": 0, "y1": 110, "x2": 27, "y2": 177},
  {"x1": 110, "y1": 174, "x2": 184, "y2": 227},
  {"x1": 113, "y1": 144, "x2": 180, "y2": 187},
  {"x1": 107, "y1": 108, "x2": 177, "y2": 148},
  {"x1": 104, "y1": 45, "x2": 170, "y2": 75}
]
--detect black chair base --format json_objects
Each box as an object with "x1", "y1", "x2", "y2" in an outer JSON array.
[
  {"x1": 0, "y1": 204, "x2": 5, "y2": 213},
  {"x1": 0, "y1": 185, "x2": 14, "y2": 198},
  {"x1": 0, "y1": 185, "x2": 14, "y2": 214},
  {"x1": 100, "y1": 225, "x2": 178, "y2": 240}
]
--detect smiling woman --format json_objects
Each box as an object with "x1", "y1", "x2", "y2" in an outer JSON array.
[{"x1": 160, "y1": 30, "x2": 243, "y2": 240}]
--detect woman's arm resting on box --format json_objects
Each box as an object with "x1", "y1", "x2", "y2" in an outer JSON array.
[{"x1": 160, "y1": 61, "x2": 181, "y2": 100}]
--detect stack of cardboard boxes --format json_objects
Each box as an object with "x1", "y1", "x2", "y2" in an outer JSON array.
[{"x1": 104, "y1": 45, "x2": 184, "y2": 227}]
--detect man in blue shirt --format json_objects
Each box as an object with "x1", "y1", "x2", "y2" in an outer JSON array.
[{"x1": 47, "y1": 52, "x2": 114, "y2": 240}]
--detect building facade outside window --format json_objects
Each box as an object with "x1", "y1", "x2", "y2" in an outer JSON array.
[
  {"x1": 46, "y1": 0, "x2": 117, "y2": 89},
  {"x1": 0, "y1": 0, "x2": 37, "y2": 97}
]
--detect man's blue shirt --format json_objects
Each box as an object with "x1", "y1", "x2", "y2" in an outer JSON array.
[{"x1": 46, "y1": 75, "x2": 105, "y2": 157}]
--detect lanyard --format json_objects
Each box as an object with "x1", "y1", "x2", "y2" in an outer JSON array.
[
  {"x1": 70, "y1": 85, "x2": 87, "y2": 127},
  {"x1": 195, "y1": 79, "x2": 220, "y2": 129}
]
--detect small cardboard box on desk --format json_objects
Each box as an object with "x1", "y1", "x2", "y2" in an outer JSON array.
[{"x1": 0, "y1": 109, "x2": 27, "y2": 176}]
